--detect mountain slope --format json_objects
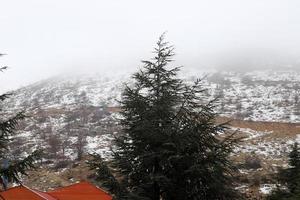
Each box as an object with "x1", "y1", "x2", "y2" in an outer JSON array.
[
  {"x1": 3, "y1": 69, "x2": 299, "y2": 162},
  {"x1": 2, "y1": 69, "x2": 300, "y2": 197}
]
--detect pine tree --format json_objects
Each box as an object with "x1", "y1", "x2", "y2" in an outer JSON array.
[
  {"x1": 268, "y1": 142, "x2": 300, "y2": 200},
  {"x1": 90, "y1": 35, "x2": 239, "y2": 200},
  {"x1": 89, "y1": 153, "x2": 126, "y2": 199},
  {"x1": 287, "y1": 143, "x2": 300, "y2": 193},
  {"x1": 0, "y1": 56, "x2": 40, "y2": 189}
]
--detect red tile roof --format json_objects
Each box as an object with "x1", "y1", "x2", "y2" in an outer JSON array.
[
  {"x1": 0, "y1": 181, "x2": 112, "y2": 200},
  {"x1": 0, "y1": 185, "x2": 55, "y2": 200},
  {"x1": 47, "y1": 181, "x2": 112, "y2": 200}
]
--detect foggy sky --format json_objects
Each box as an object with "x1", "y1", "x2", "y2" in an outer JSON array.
[{"x1": 1, "y1": 0, "x2": 300, "y2": 91}]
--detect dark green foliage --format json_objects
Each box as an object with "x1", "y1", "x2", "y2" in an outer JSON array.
[
  {"x1": 268, "y1": 142, "x2": 300, "y2": 200},
  {"x1": 287, "y1": 143, "x2": 300, "y2": 194},
  {"x1": 0, "y1": 60, "x2": 41, "y2": 189},
  {"x1": 0, "y1": 150, "x2": 42, "y2": 184},
  {"x1": 90, "y1": 35, "x2": 239, "y2": 200},
  {"x1": 88, "y1": 154, "x2": 126, "y2": 199}
]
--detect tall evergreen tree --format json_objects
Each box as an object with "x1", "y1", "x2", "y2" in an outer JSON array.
[
  {"x1": 0, "y1": 55, "x2": 40, "y2": 190},
  {"x1": 90, "y1": 35, "x2": 239, "y2": 200}
]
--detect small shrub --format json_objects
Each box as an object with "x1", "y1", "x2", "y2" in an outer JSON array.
[
  {"x1": 244, "y1": 155, "x2": 262, "y2": 169},
  {"x1": 53, "y1": 160, "x2": 70, "y2": 170}
]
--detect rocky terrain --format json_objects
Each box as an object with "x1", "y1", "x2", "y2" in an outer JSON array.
[{"x1": 2, "y1": 69, "x2": 300, "y2": 198}]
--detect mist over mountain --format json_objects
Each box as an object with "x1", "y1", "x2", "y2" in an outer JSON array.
[
  {"x1": 191, "y1": 48, "x2": 300, "y2": 72},
  {"x1": 1, "y1": 0, "x2": 300, "y2": 91},
  {"x1": 1, "y1": 1, "x2": 300, "y2": 198}
]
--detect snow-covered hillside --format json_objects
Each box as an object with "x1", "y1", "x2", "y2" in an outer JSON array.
[
  {"x1": 2, "y1": 69, "x2": 299, "y2": 196},
  {"x1": 2, "y1": 69, "x2": 299, "y2": 157},
  {"x1": 205, "y1": 70, "x2": 300, "y2": 122},
  {"x1": 1, "y1": 69, "x2": 298, "y2": 162},
  {"x1": 6, "y1": 73, "x2": 127, "y2": 110},
  {"x1": 5, "y1": 69, "x2": 300, "y2": 123}
]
